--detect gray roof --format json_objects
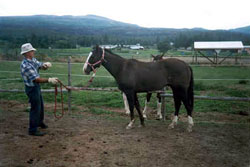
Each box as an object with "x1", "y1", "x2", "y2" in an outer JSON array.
[{"x1": 194, "y1": 41, "x2": 244, "y2": 50}]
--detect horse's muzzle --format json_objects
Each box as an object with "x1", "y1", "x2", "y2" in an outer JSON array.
[
  {"x1": 83, "y1": 63, "x2": 91, "y2": 75},
  {"x1": 84, "y1": 70, "x2": 90, "y2": 75}
]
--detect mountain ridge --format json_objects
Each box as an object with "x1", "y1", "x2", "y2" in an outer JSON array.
[
  {"x1": 0, "y1": 15, "x2": 249, "y2": 48},
  {"x1": 1, "y1": 14, "x2": 249, "y2": 34},
  {"x1": 0, "y1": 14, "x2": 249, "y2": 31}
]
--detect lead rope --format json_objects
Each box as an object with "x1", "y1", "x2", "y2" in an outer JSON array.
[
  {"x1": 54, "y1": 48, "x2": 105, "y2": 119},
  {"x1": 54, "y1": 72, "x2": 96, "y2": 119},
  {"x1": 54, "y1": 83, "x2": 64, "y2": 119}
]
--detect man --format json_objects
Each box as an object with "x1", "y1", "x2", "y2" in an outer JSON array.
[{"x1": 20, "y1": 43, "x2": 58, "y2": 136}]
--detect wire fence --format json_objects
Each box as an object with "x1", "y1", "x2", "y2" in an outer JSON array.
[
  {"x1": 1, "y1": 58, "x2": 250, "y2": 114},
  {"x1": 1, "y1": 70, "x2": 250, "y2": 81}
]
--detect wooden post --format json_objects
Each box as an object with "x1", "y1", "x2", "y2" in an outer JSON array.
[
  {"x1": 195, "y1": 51, "x2": 198, "y2": 64},
  {"x1": 68, "y1": 56, "x2": 72, "y2": 114},
  {"x1": 192, "y1": 50, "x2": 194, "y2": 63},
  {"x1": 239, "y1": 51, "x2": 242, "y2": 66},
  {"x1": 215, "y1": 49, "x2": 221, "y2": 65},
  {"x1": 216, "y1": 52, "x2": 218, "y2": 64},
  {"x1": 214, "y1": 51, "x2": 216, "y2": 64},
  {"x1": 235, "y1": 50, "x2": 239, "y2": 64}
]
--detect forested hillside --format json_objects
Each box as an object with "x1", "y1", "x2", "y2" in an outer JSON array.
[{"x1": 0, "y1": 15, "x2": 249, "y2": 48}]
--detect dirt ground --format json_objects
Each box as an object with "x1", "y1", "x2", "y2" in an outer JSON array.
[{"x1": 0, "y1": 100, "x2": 249, "y2": 167}]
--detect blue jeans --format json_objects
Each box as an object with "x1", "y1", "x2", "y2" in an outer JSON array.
[{"x1": 25, "y1": 83, "x2": 44, "y2": 133}]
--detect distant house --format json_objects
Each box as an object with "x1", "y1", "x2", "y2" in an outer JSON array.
[
  {"x1": 100, "y1": 45, "x2": 118, "y2": 49},
  {"x1": 179, "y1": 47, "x2": 186, "y2": 50},
  {"x1": 119, "y1": 44, "x2": 144, "y2": 50},
  {"x1": 130, "y1": 44, "x2": 144, "y2": 50}
]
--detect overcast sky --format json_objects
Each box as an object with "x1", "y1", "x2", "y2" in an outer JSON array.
[{"x1": 0, "y1": 0, "x2": 249, "y2": 30}]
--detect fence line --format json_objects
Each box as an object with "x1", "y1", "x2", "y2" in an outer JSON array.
[
  {"x1": 1, "y1": 70, "x2": 250, "y2": 81},
  {"x1": 0, "y1": 88, "x2": 66, "y2": 93},
  {"x1": 0, "y1": 78, "x2": 22, "y2": 81},
  {"x1": 0, "y1": 60, "x2": 84, "y2": 65},
  {"x1": 1, "y1": 88, "x2": 250, "y2": 102},
  {"x1": 160, "y1": 93, "x2": 250, "y2": 102},
  {"x1": 1, "y1": 57, "x2": 250, "y2": 115},
  {"x1": 1, "y1": 60, "x2": 250, "y2": 66},
  {"x1": 0, "y1": 70, "x2": 113, "y2": 78},
  {"x1": 0, "y1": 87, "x2": 119, "y2": 93},
  {"x1": 1, "y1": 84, "x2": 250, "y2": 101}
]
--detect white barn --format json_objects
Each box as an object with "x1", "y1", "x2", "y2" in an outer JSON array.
[{"x1": 194, "y1": 41, "x2": 244, "y2": 64}]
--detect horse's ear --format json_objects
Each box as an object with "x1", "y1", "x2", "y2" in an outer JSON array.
[
  {"x1": 160, "y1": 53, "x2": 164, "y2": 58},
  {"x1": 95, "y1": 45, "x2": 101, "y2": 52},
  {"x1": 151, "y1": 54, "x2": 155, "y2": 58}
]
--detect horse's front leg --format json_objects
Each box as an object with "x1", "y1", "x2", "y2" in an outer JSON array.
[
  {"x1": 124, "y1": 91, "x2": 135, "y2": 129},
  {"x1": 134, "y1": 93, "x2": 145, "y2": 127},
  {"x1": 122, "y1": 93, "x2": 130, "y2": 115}
]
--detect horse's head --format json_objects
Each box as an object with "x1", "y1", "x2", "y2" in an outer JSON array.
[
  {"x1": 83, "y1": 45, "x2": 104, "y2": 75},
  {"x1": 151, "y1": 54, "x2": 164, "y2": 62}
]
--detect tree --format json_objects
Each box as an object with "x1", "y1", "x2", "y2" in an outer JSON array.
[{"x1": 157, "y1": 40, "x2": 171, "y2": 54}]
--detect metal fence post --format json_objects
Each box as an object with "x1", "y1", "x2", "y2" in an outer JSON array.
[{"x1": 68, "y1": 56, "x2": 72, "y2": 114}]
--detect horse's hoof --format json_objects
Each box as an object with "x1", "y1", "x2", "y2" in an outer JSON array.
[
  {"x1": 126, "y1": 125, "x2": 133, "y2": 130},
  {"x1": 157, "y1": 115, "x2": 163, "y2": 119},
  {"x1": 138, "y1": 125, "x2": 144, "y2": 128},
  {"x1": 168, "y1": 123, "x2": 175, "y2": 129},
  {"x1": 187, "y1": 126, "x2": 193, "y2": 132},
  {"x1": 156, "y1": 116, "x2": 162, "y2": 120},
  {"x1": 126, "y1": 126, "x2": 132, "y2": 130}
]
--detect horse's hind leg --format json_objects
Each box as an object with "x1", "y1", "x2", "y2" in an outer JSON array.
[
  {"x1": 182, "y1": 96, "x2": 194, "y2": 132},
  {"x1": 142, "y1": 93, "x2": 152, "y2": 119},
  {"x1": 135, "y1": 93, "x2": 145, "y2": 127},
  {"x1": 169, "y1": 87, "x2": 181, "y2": 129},
  {"x1": 187, "y1": 115, "x2": 194, "y2": 132},
  {"x1": 124, "y1": 91, "x2": 135, "y2": 129},
  {"x1": 174, "y1": 86, "x2": 194, "y2": 132},
  {"x1": 156, "y1": 93, "x2": 163, "y2": 120}
]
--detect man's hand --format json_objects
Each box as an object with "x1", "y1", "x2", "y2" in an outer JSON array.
[
  {"x1": 48, "y1": 77, "x2": 58, "y2": 84},
  {"x1": 42, "y1": 62, "x2": 52, "y2": 69}
]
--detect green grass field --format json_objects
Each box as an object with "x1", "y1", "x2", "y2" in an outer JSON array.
[{"x1": 0, "y1": 48, "x2": 250, "y2": 115}]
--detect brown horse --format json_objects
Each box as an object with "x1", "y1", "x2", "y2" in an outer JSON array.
[
  {"x1": 123, "y1": 54, "x2": 164, "y2": 120},
  {"x1": 83, "y1": 46, "x2": 194, "y2": 132}
]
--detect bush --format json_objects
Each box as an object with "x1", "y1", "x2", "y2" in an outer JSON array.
[{"x1": 239, "y1": 80, "x2": 248, "y2": 84}]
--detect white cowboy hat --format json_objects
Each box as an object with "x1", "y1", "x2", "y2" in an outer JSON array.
[{"x1": 20, "y1": 43, "x2": 36, "y2": 55}]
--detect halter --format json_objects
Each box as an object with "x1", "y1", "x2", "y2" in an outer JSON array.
[{"x1": 87, "y1": 48, "x2": 105, "y2": 73}]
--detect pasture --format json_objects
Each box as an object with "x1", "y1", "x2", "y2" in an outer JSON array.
[{"x1": 0, "y1": 48, "x2": 250, "y2": 167}]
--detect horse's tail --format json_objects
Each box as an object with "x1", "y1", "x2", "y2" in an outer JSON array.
[{"x1": 188, "y1": 66, "x2": 194, "y2": 110}]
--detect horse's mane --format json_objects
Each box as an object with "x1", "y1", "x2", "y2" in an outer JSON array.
[
  {"x1": 104, "y1": 48, "x2": 124, "y2": 60},
  {"x1": 104, "y1": 48, "x2": 116, "y2": 55},
  {"x1": 104, "y1": 48, "x2": 150, "y2": 63}
]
